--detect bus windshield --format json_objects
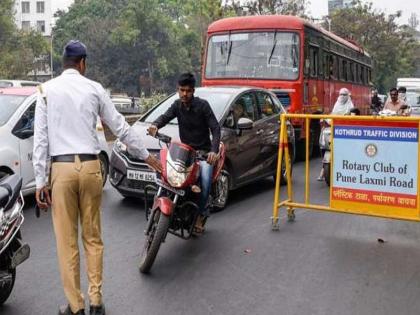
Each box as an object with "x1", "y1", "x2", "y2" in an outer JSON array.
[{"x1": 205, "y1": 31, "x2": 300, "y2": 80}]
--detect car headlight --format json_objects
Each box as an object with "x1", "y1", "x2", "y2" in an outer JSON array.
[{"x1": 114, "y1": 140, "x2": 127, "y2": 153}]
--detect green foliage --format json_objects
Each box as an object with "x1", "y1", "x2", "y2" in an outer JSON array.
[
  {"x1": 52, "y1": 0, "x2": 227, "y2": 95},
  {"x1": 325, "y1": 1, "x2": 420, "y2": 92},
  {"x1": 0, "y1": 1, "x2": 49, "y2": 79},
  {"x1": 140, "y1": 92, "x2": 168, "y2": 112},
  {"x1": 228, "y1": 0, "x2": 308, "y2": 17}
]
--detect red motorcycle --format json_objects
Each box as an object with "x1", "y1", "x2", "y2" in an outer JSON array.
[{"x1": 139, "y1": 132, "x2": 226, "y2": 273}]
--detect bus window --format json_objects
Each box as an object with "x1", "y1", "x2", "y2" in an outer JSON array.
[
  {"x1": 355, "y1": 64, "x2": 360, "y2": 83},
  {"x1": 349, "y1": 62, "x2": 355, "y2": 82},
  {"x1": 332, "y1": 55, "x2": 338, "y2": 80},
  {"x1": 323, "y1": 53, "x2": 329, "y2": 79},
  {"x1": 359, "y1": 65, "x2": 364, "y2": 84},
  {"x1": 309, "y1": 46, "x2": 319, "y2": 78},
  {"x1": 340, "y1": 59, "x2": 348, "y2": 81}
]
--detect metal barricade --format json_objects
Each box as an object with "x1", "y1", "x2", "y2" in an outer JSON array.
[{"x1": 272, "y1": 114, "x2": 420, "y2": 230}]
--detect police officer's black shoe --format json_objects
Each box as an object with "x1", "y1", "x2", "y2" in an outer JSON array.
[
  {"x1": 90, "y1": 303, "x2": 105, "y2": 315},
  {"x1": 58, "y1": 305, "x2": 85, "y2": 315}
]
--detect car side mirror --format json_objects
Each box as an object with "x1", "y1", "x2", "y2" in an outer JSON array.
[
  {"x1": 14, "y1": 129, "x2": 34, "y2": 139},
  {"x1": 237, "y1": 117, "x2": 253, "y2": 130}
]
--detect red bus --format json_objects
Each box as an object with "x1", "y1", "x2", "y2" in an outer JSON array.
[{"x1": 202, "y1": 15, "x2": 372, "y2": 159}]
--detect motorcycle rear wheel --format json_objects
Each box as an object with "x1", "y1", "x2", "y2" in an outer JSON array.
[
  {"x1": 0, "y1": 268, "x2": 16, "y2": 305},
  {"x1": 139, "y1": 210, "x2": 170, "y2": 274}
]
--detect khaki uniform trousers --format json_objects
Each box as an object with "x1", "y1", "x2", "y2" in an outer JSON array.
[{"x1": 51, "y1": 157, "x2": 103, "y2": 313}]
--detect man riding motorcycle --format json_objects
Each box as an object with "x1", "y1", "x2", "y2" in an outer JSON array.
[{"x1": 147, "y1": 73, "x2": 221, "y2": 235}]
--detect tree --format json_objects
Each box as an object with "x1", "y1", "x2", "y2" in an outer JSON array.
[
  {"x1": 0, "y1": 0, "x2": 49, "y2": 79},
  {"x1": 324, "y1": 1, "x2": 420, "y2": 92},
  {"x1": 227, "y1": 0, "x2": 309, "y2": 17},
  {"x1": 52, "y1": 0, "x2": 230, "y2": 94}
]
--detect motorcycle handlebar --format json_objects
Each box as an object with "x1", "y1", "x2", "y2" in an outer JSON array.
[{"x1": 147, "y1": 130, "x2": 172, "y2": 144}]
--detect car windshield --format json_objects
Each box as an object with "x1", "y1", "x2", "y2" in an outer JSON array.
[
  {"x1": 205, "y1": 31, "x2": 300, "y2": 80},
  {"x1": 406, "y1": 91, "x2": 420, "y2": 107},
  {"x1": 143, "y1": 90, "x2": 233, "y2": 124},
  {"x1": 0, "y1": 95, "x2": 27, "y2": 126}
]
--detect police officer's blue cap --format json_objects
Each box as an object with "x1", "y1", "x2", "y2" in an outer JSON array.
[{"x1": 63, "y1": 40, "x2": 87, "y2": 58}]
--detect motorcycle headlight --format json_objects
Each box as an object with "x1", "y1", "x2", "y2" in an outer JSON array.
[
  {"x1": 114, "y1": 140, "x2": 127, "y2": 153},
  {"x1": 167, "y1": 164, "x2": 188, "y2": 188}
]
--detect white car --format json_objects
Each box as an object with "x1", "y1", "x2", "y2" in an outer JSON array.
[
  {"x1": 0, "y1": 87, "x2": 110, "y2": 196},
  {"x1": 0, "y1": 80, "x2": 41, "y2": 88}
]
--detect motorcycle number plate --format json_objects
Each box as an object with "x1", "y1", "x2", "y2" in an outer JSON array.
[
  {"x1": 127, "y1": 169, "x2": 156, "y2": 182},
  {"x1": 156, "y1": 179, "x2": 185, "y2": 196}
]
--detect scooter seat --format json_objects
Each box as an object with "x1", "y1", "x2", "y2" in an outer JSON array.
[{"x1": 0, "y1": 174, "x2": 22, "y2": 210}]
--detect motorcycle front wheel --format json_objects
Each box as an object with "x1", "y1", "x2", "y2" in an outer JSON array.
[
  {"x1": 0, "y1": 267, "x2": 16, "y2": 305},
  {"x1": 139, "y1": 210, "x2": 170, "y2": 274}
]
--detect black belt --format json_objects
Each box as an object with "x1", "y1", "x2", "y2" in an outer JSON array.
[{"x1": 51, "y1": 154, "x2": 98, "y2": 163}]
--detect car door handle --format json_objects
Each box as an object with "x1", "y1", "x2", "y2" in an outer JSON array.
[{"x1": 256, "y1": 129, "x2": 264, "y2": 135}]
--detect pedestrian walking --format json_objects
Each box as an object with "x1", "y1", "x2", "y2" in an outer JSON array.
[{"x1": 33, "y1": 40, "x2": 161, "y2": 315}]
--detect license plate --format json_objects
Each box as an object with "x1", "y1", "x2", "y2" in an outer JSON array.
[
  {"x1": 127, "y1": 169, "x2": 156, "y2": 182},
  {"x1": 156, "y1": 179, "x2": 185, "y2": 196}
]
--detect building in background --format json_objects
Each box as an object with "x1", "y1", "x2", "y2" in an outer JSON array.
[
  {"x1": 13, "y1": 0, "x2": 74, "y2": 80},
  {"x1": 328, "y1": 0, "x2": 354, "y2": 15},
  {"x1": 14, "y1": 0, "x2": 53, "y2": 35}
]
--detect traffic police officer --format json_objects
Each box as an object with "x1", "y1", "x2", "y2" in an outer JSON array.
[{"x1": 33, "y1": 40, "x2": 161, "y2": 315}]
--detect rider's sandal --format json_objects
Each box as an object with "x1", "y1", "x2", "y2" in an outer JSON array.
[
  {"x1": 192, "y1": 225, "x2": 205, "y2": 236},
  {"x1": 192, "y1": 216, "x2": 206, "y2": 236}
]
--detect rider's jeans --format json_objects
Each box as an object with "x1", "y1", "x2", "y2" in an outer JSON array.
[{"x1": 199, "y1": 161, "x2": 213, "y2": 216}]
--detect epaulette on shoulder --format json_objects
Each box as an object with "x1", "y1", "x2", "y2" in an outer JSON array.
[{"x1": 37, "y1": 84, "x2": 47, "y2": 106}]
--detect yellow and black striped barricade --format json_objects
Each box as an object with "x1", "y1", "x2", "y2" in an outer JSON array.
[{"x1": 272, "y1": 114, "x2": 420, "y2": 230}]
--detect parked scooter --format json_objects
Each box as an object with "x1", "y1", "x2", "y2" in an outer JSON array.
[
  {"x1": 139, "y1": 132, "x2": 226, "y2": 273},
  {"x1": 0, "y1": 174, "x2": 30, "y2": 305}
]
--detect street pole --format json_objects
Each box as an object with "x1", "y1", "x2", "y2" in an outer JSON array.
[{"x1": 50, "y1": 27, "x2": 53, "y2": 79}]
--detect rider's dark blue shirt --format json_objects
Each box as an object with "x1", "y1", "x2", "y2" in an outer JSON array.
[{"x1": 153, "y1": 96, "x2": 221, "y2": 153}]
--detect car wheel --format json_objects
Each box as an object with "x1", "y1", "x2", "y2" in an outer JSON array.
[
  {"x1": 273, "y1": 145, "x2": 293, "y2": 186},
  {"x1": 99, "y1": 153, "x2": 109, "y2": 187},
  {"x1": 211, "y1": 170, "x2": 230, "y2": 212}
]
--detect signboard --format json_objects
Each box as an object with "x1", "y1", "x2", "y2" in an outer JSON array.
[{"x1": 330, "y1": 120, "x2": 419, "y2": 220}]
